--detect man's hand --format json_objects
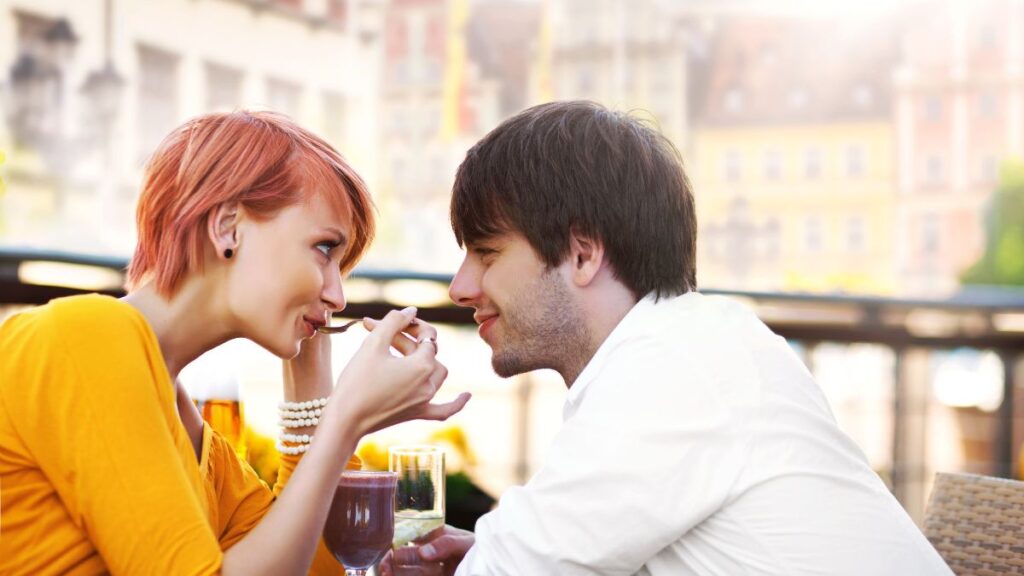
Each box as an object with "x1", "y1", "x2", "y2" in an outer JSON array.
[{"x1": 380, "y1": 525, "x2": 475, "y2": 576}]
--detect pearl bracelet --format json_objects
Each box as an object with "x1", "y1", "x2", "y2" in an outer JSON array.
[
  {"x1": 281, "y1": 433, "x2": 312, "y2": 444},
  {"x1": 279, "y1": 416, "x2": 320, "y2": 428},
  {"x1": 278, "y1": 408, "x2": 323, "y2": 420},
  {"x1": 276, "y1": 440, "x2": 311, "y2": 455},
  {"x1": 278, "y1": 397, "x2": 328, "y2": 412}
]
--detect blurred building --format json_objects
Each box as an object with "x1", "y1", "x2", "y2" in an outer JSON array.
[
  {"x1": 373, "y1": 0, "x2": 504, "y2": 272},
  {"x1": 692, "y1": 16, "x2": 901, "y2": 293},
  {"x1": 548, "y1": 0, "x2": 689, "y2": 148},
  {"x1": 894, "y1": 0, "x2": 1024, "y2": 295},
  {"x1": 0, "y1": 0, "x2": 382, "y2": 255}
]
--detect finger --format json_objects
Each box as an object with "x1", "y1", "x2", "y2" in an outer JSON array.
[
  {"x1": 379, "y1": 551, "x2": 394, "y2": 576},
  {"x1": 362, "y1": 317, "x2": 421, "y2": 356},
  {"x1": 362, "y1": 307, "x2": 417, "y2": 349},
  {"x1": 420, "y1": 393, "x2": 471, "y2": 421},
  {"x1": 409, "y1": 334, "x2": 440, "y2": 364},
  {"x1": 423, "y1": 361, "x2": 447, "y2": 396},
  {"x1": 420, "y1": 533, "x2": 475, "y2": 562},
  {"x1": 401, "y1": 318, "x2": 438, "y2": 344},
  {"x1": 364, "y1": 316, "x2": 434, "y2": 350}
]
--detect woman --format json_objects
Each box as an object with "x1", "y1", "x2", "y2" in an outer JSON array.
[{"x1": 0, "y1": 110, "x2": 470, "y2": 575}]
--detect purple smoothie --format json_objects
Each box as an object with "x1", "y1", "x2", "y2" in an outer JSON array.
[{"x1": 323, "y1": 471, "x2": 398, "y2": 570}]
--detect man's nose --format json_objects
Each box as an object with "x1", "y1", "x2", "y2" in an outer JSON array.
[{"x1": 449, "y1": 258, "x2": 481, "y2": 308}]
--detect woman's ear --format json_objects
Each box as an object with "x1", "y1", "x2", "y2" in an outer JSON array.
[
  {"x1": 568, "y1": 228, "x2": 605, "y2": 288},
  {"x1": 208, "y1": 202, "x2": 240, "y2": 260}
]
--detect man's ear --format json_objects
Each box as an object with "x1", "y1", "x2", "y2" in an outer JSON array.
[
  {"x1": 568, "y1": 228, "x2": 605, "y2": 288},
  {"x1": 207, "y1": 201, "x2": 240, "y2": 260}
]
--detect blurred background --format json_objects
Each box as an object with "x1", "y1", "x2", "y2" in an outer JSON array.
[{"x1": 1, "y1": 0, "x2": 1024, "y2": 526}]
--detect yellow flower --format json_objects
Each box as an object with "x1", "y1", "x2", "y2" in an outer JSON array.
[
  {"x1": 245, "y1": 426, "x2": 281, "y2": 485},
  {"x1": 356, "y1": 438, "x2": 391, "y2": 471}
]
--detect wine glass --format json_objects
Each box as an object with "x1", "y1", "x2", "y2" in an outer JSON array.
[
  {"x1": 389, "y1": 445, "x2": 445, "y2": 576},
  {"x1": 323, "y1": 470, "x2": 399, "y2": 576}
]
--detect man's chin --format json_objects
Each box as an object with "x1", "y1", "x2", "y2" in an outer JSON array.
[{"x1": 491, "y1": 352, "x2": 542, "y2": 378}]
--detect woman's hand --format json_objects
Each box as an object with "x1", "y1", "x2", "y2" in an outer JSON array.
[
  {"x1": 331, "y1": 307, "x2": 469, "y2": 437},
  {"x1": 283, "y1": 325, "x2": 333, "y2": 400},
  {"x1": 358, "y1": 314, "x2": 471, "y2": 433}
]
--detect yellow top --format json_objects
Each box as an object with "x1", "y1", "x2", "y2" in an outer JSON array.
[{"x1": 0, "y1": 294, "x2": 356, "y2": 575}]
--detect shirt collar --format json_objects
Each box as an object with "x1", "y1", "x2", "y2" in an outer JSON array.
[{"x1": 563, "y1": 292, "x2": 662, "y2": 415}]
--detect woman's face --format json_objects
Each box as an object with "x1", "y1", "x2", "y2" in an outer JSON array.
[{"x1": 227, "y1": 193, "x2": 351, "y2": 358}]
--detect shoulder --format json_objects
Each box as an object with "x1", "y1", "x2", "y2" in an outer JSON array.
[
  {"x1": 588, "y1": 293, "x2": 767, "y2": 408},
  {"x1": 1, "y1": 294, "x2": 155, "y2": 361}
]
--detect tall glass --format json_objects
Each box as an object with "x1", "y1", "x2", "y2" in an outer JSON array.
[
  {"x1": 390, "y1": 445, "x2": 445, "y2": 576},
  {"x1": 193, "y1": 374, "x2": 246, "y2": 458},
  {"x1": 323, "y1": 470, "x2": 398, "y2": 576}
]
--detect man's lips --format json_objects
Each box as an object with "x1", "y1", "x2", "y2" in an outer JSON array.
[{"x1": 476, "y1": 314, "x2": 498, "y2": 337}]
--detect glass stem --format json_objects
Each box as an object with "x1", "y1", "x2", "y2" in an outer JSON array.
[{"x1": 344, "y1": 570, "x2": 367, "y2": 576}]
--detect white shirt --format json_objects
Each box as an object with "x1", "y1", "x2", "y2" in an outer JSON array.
[{"x1": 456, "y1": 292, "x2": 952, "y2": 575}]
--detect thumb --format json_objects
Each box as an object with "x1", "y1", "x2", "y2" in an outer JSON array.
[{"x1": 420, "y1": 534, "x2": 473, "y2": 561}]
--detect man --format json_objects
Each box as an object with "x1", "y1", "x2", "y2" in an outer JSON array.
[{"x1": 414, "y1": 101, "x2": 951, "y2": 575}]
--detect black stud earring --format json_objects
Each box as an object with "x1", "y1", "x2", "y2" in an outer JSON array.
[{"x1": 224, "y1": 248, "x2": 234, "y2": 259}]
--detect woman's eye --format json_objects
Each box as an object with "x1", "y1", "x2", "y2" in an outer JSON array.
[{"x1": 315, "y1": 242, "x2": 335, "y2": 257}]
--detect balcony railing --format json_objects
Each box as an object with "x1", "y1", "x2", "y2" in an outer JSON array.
[{"x1": 3, "y1": 246, "x2": 1023, "y2": 521}]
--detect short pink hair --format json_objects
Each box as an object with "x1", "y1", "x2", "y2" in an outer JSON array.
[{"x1": 127, "y1": 110, "x2": 375, "y2": 296}]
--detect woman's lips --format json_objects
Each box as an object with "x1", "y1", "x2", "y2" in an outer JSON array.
[{"x1": 302, "y1": 316, "x2": 325, "y2": 337}]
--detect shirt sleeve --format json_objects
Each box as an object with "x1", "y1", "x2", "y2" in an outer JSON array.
[
  {"x1": 456, "y1": 338, "x2": 754, "y2": 575},
  {"x1": 0, "y1": 300, "x2": 224, "y2": 574}
]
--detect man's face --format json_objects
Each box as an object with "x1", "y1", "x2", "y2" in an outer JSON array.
[{"x1": 449, "y1": 231, "x2": 585, "y2": 378}]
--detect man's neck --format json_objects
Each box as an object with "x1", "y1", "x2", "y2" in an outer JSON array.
[{"x1": 560, "y1": 279, "x2": 639, "y2": 387}]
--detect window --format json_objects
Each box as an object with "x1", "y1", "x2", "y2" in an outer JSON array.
[
  {"x1": 322, "y1": 91, "x2": 346, "y2": 146},
  {"x1": 845, "y1": 145, "x2": 865, "y2": 178},
  {"x1": 577, "y1": 67, "x2": 595, "y2": 94},
  {"x1": 977, "y1": 91, "x2": 997, "y2": 119},
  {"x1": 803, "y1": 217, "x2": 823, "y2": 253},
  {"x1": 979, "y1": 155, "x2": 998, "y2": 183},
  {"x1": 852, "y1": 83, "x2": 874, "y2": 109},
  {"x1": 137, "y1": 44, "x2": 179, "y2": 161},
  {"x1": 846, "y1": 217, "x2": 866, "y2": 252},
  {"x1": 763, "y1": 149, "x2": 782, "y2": 181},
  {"x1": 788, "y1": 87, "x2": 809, "y2": 110},
  {"x1": 267, "y1": 77, "x2": 302, "y2": 118},
  {"x1": 921, "y1": 214, "x2": 940, "y2": 255},
  {"x1": 326, "y1": 0, "x2": 347, "y2": 25},
  {"x1": 977, "y1": 23, "x2": 997, "y2": 49},
  {"x1": 205, "y1": 62, "x2": 243, "y2": 112},
  {"x1": 271, "y1": 0, "x2": 302, "y2": 10},
  {"x1": 923, "y1": 95, "x2": 943, "y2": 122},
  {"x1": 724, "y1": 87, "x2": 744, "y2": 113},
  {"x1": 803, "y1": 147, "x2": 823, "y2": 180},
  {"x1": 925, "y1": 154, "x2": 945, "y2": 186},
  {"x1": 764, "y1": 218, "x2": 781, "y2": 258},
  {"x1": 9, "y1": 11, "x2": 67, "y2": 146},
  {"x1": 724, "y1": 150, "x2": 742, "y2": 182}
]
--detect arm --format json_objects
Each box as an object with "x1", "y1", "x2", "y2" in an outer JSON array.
[
  {"x1": 222, "y1": 309, "x2": 470, "y2": 575},
  {"x1": 216, "y1": 316, "x2": 468, "y2": 575},
  {"x1": 1, "y1": 303, "x2": 224, "y2": 574},
  {"x1": 450, "y1": 343, "x2": 751, "y2": 576}
]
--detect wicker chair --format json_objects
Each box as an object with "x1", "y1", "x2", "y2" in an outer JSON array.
[{"x1": 923, "y1": 472, "x2": 1024, "y2": 575}]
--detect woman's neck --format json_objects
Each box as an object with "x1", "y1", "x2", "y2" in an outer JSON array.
[{"x1": 122, "y1": 279, "x2": 235, "y2": 380}]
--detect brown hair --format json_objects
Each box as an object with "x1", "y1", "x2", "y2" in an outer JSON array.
[{"x1": 450, "y1": 100, "x2": 697, "y2": 299}]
